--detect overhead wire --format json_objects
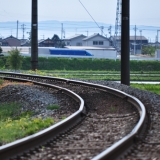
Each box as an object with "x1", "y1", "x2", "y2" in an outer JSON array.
[{"x1": 78, "y1": 0, "x2": 107, "y2": 37}]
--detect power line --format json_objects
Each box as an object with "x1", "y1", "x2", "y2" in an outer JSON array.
[{"x1": 78, "y1": 0, "x2": 107, "y2": 37}]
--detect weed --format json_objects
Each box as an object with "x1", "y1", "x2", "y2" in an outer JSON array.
[
  {"x1": 47, "y1": 104, "x2": 60, "y2": 110},
  {"x1": 0, "y1": 102, "x2": 22, "y2": 121},
  {"x1": 110, "y1": 106, "x2": 116, "y2": 113},
  {"x1": 0, "y1": 116, "x2": 54, "y2": 144},
  {"x1": 0, "y1": 79, "x2": 4, "y2": 85},
  {"x1": 61, "y1": 116, "x2": 66, "y2": 120}
]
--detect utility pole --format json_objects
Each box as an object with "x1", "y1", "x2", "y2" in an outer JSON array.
[
  {"x1": 133, "y1": 25, "x2": 138, "y2": 55},
  {"x1": 21, "y1": 24, "x2": 26, "y2": 40},
  {"x1": 108, "y1": 25, "x2": 112, "y2": 37},
  {"x1": 63, "y1": 29, "x2": 65, "y2": 38},
  {"x1": 114, "y1": 0, "x2": 122, "y2": 49},
  {"x1": 61, "y1": 23, "x2": 63, "y2": 40},
  {"x1": 121, "y1": 0, "x2": 130, "y2": 86},
  {"x1": 41, "y1": 35, "x2": 45, "y2": 40},
  {"x1": 140, "y1": 30, "x2": 142, "y2": 52},
  {"x1": 86, "y1": 31, "x2": 88, "y2": 37},
  {"x1": 16, "y1": 20, "x2": 19, "y2": 48},
  {"x1": 31, "y1": 0, "x2": 38, "y2": 70},
  {"x1": 157, "y1": 30, "x2": 160, "y2": 43},
  {"x1": 156, "y1": 30, "x2": 160, "y2": 48},
  {"x1": 100, "y1": 26, "x2": 104, "y2": 36}
]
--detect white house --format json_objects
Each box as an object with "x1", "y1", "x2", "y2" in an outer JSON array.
[
  {"x1": 83, "y1": 33, "x2": 110, "y2": 47},
  {"x1": 63, "y1": 34, "x2": 86, "y2": 46}
]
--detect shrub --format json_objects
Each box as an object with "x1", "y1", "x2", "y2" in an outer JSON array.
[
  {"x1": 0, "y1": 47, "x2": 2, "y2": 53},
  {"x1": 7, "y1": 49, "x2": 23, "y2": 71}
]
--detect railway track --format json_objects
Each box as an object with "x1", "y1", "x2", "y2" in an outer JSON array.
[{"x1": 0, "y1": 71, "x2": 148, "y2": 160}]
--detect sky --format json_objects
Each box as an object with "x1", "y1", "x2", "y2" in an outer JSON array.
[{"x1": 0, "y1": 0, "x2": 160, "y2": 41}]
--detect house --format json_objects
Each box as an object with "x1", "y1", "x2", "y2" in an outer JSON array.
[
  {"x1": 38, "y1": 38, "x2": 55, "y2": 47},
  {"x1": 83, "y1": 33, "x2": 110, "y2": 47},
  {"x1": 0, "y1": 38, "x2": 8, "y2": 46},
  {"x1": 3, "y1": 35, "x2": 21, "y2": 46},
  {"x1": 113, "y1": 36, "x2": 148, "y2": 54},
  {"x1": 20, "y1": 39, "x2": 30, "y2": 46},
  {"x1": 129, "y1": 36, "x2": 148, "y2": 51},
  {"x1": 149, "y1": 42, "x2": 160, "y2": 47},
  {"x1": 63, "y1": 34, "x2": 86, "y2": 46}
]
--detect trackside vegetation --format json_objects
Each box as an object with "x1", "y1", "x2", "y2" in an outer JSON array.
[
  {"x1": 0, "y1": 102, "x2": 54, "y2": 144},
  {"x1": 131, "y1": 84, "x2": 160, "y2": 95},
  {"x1": 22, "y1": 57, "x2": 160, "y2": 71},
  {"x1": 1, "y1": 57, "x2": 160, "y2": 81},
  {"x1": 1, "y1": 57, "x2": 160, "y2": 71},
  {"x1": 47, "y1": 104, "x2": 60, "y2": 110},
  {"x1": 7, "y1": 49, "x2": 23, "y2": 71}
]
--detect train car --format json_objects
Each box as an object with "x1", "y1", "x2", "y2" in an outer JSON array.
[{"x1": 49, "y1": 49, "x2": 93, "y2": 56}]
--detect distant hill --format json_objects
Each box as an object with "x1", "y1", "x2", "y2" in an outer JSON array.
[{"x1": 0, "y1": 20, "x2": 159, "y2": 42}]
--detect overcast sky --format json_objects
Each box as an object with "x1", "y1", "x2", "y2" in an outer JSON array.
[{"x1": 0, "y1": 0, "x2": 160, "y2": 26}]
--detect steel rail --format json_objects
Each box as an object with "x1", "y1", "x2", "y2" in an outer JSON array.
[
  {"x1": 0, "y1": 71, "x2": 147, "y2": 160},
  {"x1": 0, "y1": 76, "x2": 85, "y2": 160}
]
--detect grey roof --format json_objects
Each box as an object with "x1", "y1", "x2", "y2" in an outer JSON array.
[
  {"x1": 20, "y1": 39, "x2": 29, "y2": 45},
  {"x1": 64, "y1": 34, "x2": 86, "y2": 40},
  {"x1": 38, "y1": 38, "x2": 51, "y2": 44},
  {"x1": 83, "y1": 33, "x2": 108, "y2": 41},
  {"x1": 3, "y1": 35, "x2": 19, "y2": 40}
]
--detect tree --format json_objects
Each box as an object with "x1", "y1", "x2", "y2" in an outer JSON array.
[
  {"x1": 0, "y1": 47, "x2": 2, "y2": 53},
  {"x1": 7, "y1": 49, "x2": 23, "y2": 71},
  {"x1": 52, "y1": 34, "x2": 65, "y2": 48},
  {"x1": 141, "y1": 45, "x2": 157, "y2": 56}
]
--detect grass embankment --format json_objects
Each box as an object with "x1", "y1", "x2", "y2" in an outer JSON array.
[
  {"x1": 0, "y1": 102, "x2": 54, "y2": 145},
  {"x1": 0, "y1": 79, "x2": 61, "y2": 145}
]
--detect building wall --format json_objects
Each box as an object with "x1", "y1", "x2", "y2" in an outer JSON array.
[
  {"x1": 86, "y1": 49, "x2": 117, "y2": 59},
  {"x1": 64, "y1": 36, "x2": 85, "y2": 46},
  {"x1": 155, "y1": 49, "x2": 160, "y2": 58},
  {"x1": 2, "y1": 46, "x2": 29, "y2": 52},
  {"x1": 83, "y1": 36, "x2": 110, "y2": 47}
]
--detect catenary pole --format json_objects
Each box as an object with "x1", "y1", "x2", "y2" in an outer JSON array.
[
  {"x1": 16, "y1": 20, "x2": 18, "y2": 49},
  {"x1": 121, "y1": 0, "x2": 130, "y2": 85},
  {"x1": 31, "y1": 0, "x2": 38, "y2": 70}
]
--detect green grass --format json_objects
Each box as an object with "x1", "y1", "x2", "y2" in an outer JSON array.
[
  {"x1": 0, "y1": 102, "x2": 54, "y2": 144},
  {"x1": 0, "y1": 79, "x2": 4, "y2": 85},
  {"x1": 131, "y1": 84, "x2": 160, "y2": 95},
  {"x1": 110, "y1": 106, "x2": 116, "y2": 113},
  {"x1": 47, "y1": 104, "x2": 60, "y2": 110},
  {"x1": 20, "y1": 70, "x2": 160, "y2": 81},
  {"x1": 0, "y1": 117, "x2": 54, "y2": 144},
  {"x1": 0, "y1": 102, "x2": 21, "y2": 121}
]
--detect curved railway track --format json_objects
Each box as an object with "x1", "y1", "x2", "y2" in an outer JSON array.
[{"x1": 0, "y1": 71, "x2": 148, "y2": 160}]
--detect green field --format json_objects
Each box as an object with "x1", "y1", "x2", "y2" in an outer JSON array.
[
  {"x1": 21, "y1": 70, "x2": 160, "y2": 81},
  {"x1": 131, "y1": 83, "x2": 160, "y2": 95}
]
